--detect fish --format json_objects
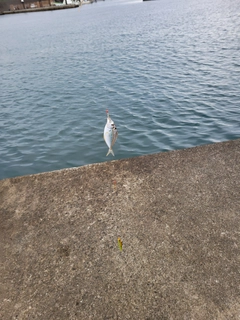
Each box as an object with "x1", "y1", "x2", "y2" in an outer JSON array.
[{"x1": 104, "y1": 110, "x2": 118, "y2": 156}]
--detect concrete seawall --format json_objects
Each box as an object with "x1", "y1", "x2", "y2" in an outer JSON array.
[{"x1": 1, "y1": 139, "x2": 240, "y2": 319}]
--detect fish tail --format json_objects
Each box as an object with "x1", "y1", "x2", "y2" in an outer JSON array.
[{"x1": 106, "y1": 148, "x2": 114, "y2": 156}]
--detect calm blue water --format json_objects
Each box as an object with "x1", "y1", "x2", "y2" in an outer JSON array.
[{"x1": 1, "y1": 0, "x2": 240, "y2": 180}]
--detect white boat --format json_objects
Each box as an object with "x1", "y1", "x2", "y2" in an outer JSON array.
[{"x1": 54, "y1": 0, "x2": 81, "y2": 5}]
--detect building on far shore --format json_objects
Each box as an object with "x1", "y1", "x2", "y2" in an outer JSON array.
[
  {"x1": 0, "y1": 0, "x2": 51, "y2": 12},
  {"x1": 0, "y1": 0, "x2": 81, "y2": 13}
]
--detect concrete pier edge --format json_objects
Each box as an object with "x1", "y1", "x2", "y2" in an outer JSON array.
[{"x1": 1, "y1": 139, "x2": 240, "y2": 319}]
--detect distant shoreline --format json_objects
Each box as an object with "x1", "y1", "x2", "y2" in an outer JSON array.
[{"x1": 1, "y1": 3, "x2": 80, "y2": 15}]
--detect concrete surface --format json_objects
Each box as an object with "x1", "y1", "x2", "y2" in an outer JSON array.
[{"x1": 0, "y1": 139, "x2": 240, "y2": 320}]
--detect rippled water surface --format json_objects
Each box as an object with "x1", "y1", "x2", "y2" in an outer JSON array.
[{"x1": 1, "y1": 0, "x2": 240, "y2": 179}]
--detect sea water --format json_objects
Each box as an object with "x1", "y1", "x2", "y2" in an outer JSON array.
[{"x1": 0, "y1": 0, "x2": 240, "y2": 179}]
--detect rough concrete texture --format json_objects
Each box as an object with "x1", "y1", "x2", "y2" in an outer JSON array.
[{"x1": 0, "y1": 139, "x2": 240, "y2": 320}]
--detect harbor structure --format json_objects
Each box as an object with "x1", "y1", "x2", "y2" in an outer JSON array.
[{"x1": 1, "y1": 139, "x2": 240, "y2": 319}]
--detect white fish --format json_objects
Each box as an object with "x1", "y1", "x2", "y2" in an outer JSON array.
[{"x1": 104, "y1": 110, "x2": 118, "y2": 156}]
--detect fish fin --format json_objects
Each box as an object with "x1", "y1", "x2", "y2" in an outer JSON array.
[
  {"x1": 106, "y1": 148, "x2": 114, "y2": 156},
  {"x1": 111, "y1": 130, "x2": 118, "y2": 146}
]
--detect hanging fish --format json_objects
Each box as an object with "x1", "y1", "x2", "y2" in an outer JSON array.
[{"x1": 104, "y1": 110, "x2": 118, "y2": 156}]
